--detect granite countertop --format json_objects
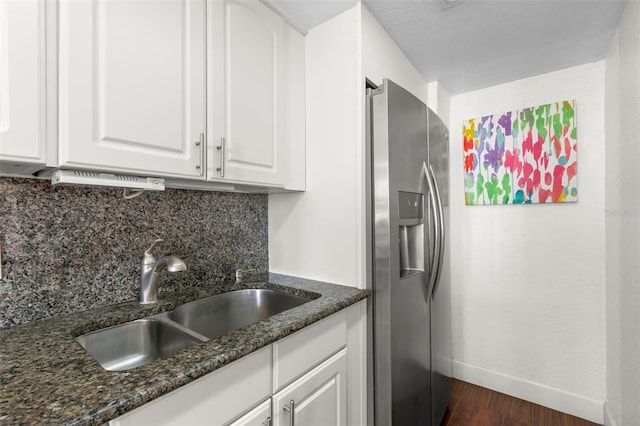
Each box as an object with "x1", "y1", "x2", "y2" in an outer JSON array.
[{"x1": 0, "y1": 273, "x2": 368, "y2": 425}]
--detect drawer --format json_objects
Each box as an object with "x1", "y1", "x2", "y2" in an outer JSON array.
[
  {"x1": 110, "y1": 346, "x2": 272, "y2": 426},
  {"x1": 272, "y1": 310, "x2": 347, "y2": 392}
]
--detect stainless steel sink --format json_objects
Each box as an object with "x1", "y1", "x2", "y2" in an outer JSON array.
[
  {"x1": 76, "y1": 318, "x2": 201, "y2": 371},
  {"x1": 77, "y1": 288, "x2": 314, "y2": 371},
  {"x1": 167, "y1": 289, "x2": 312, "y2": 340}
]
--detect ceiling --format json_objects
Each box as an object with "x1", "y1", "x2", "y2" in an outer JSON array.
[{"x1": 273, "y1": 0, "x2": 628, "y2": 94}]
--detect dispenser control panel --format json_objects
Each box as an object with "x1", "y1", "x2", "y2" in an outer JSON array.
[
  {"x1": 398, "y1": 191, "x2": 423, "y2": 225},
  {"x1": 398, "y1": 191, "x2": 425, "y2": 279}
]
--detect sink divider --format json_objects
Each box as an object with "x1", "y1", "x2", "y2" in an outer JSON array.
[{"x1": 147, "y1": 312, "x2": 211, "y2": 342}]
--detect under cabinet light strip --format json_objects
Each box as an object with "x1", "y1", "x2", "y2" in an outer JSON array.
[{"x1": 51, "y1": 170, "x2": 165, "y2": 191}]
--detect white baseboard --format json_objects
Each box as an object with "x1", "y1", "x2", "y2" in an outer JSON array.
[
  {"x1": 452, "y1": 360, "x2": 604, "y2": 424},
  {"x1": 604, "y1": 403, "x2": 618, "y2": 426}
]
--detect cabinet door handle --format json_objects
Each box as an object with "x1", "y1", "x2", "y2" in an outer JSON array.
[
  {"x1": 262, "y1": 416, "x2": 272, "y2": 426},
  {"x1": 216, "y1": 137, "x2": 225, "y2": 177},
  {"x1": 195, "y1": 132, "x2": 204, "y2": 176},
  {"x1": 283, "y1": 400, "x2": 295, "y2": 426}
]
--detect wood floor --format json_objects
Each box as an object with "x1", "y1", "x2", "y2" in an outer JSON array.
[{"x1": 440, "y1": 379, "x2": 601, "y2": 426}]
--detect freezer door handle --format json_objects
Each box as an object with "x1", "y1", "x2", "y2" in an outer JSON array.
[
  {"x1": 429, "y1": 163, "x2": 446, "y2": 297},
  {"x1": 423, "y1": 161, "x2": 440, "y2": 299}
]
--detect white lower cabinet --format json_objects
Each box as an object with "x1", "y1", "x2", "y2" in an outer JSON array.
[
  {"x1": 228, "y1": 347, "x2": 347, "y2": 426},
  {"x1": 109, "y1": 305, "x2": 361, "y2": 426},
  {"x1": 272, "y1": 349, "x2": 347, "y2": 426}
]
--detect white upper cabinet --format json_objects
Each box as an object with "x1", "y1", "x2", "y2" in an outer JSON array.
[
  {"x1": 58, "y1": 0, "x2": 206, "y2": 179},
  {"x1": 3, "y1": 0, "x2": 305, "y2": 190},
  {"x1": 0, "y1": 0, "x2": 48, "y2": 174},
  {"x1": 209, "y1": 0, "x2": 304, "y2": 188}
]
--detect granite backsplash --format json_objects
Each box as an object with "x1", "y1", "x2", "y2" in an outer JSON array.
[{"x1": 0, "y1": 178, "x2": 268, "y2": 330}]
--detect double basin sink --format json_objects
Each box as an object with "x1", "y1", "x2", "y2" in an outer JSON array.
[{"x1": 76, "y1": 289, "x2": 314, "y2": 372}]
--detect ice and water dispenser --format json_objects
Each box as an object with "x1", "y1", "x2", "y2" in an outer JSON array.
[{"x1": 398, "y1": 191, "x2": 425, "y2": 279}]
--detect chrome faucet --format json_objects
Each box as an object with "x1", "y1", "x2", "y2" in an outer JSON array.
[{"x1": 140, "y1": 239, "x2": 187, "y2": 304}]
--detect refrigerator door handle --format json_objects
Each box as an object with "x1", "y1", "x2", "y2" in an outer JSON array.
[
  {"x1": 423, "y1": 161, "x2": 440, "y2": 298},
  {"x1": 429, "y1": 163, "x2": 446, "y2": 297}
]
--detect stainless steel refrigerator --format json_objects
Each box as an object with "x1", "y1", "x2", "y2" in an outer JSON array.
[{"x1": 366, "y1": 78, "x2": 452, "y2": 425}]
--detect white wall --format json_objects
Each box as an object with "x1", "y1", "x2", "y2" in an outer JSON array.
[
  {"x1": 604, "y1": 26, "x2": 622, "y2": 426},
  {"x1": 605, "y1": 2, "x2": 640, "y2": 425},
  {"x1": 427, "y1": 81, "x2": 451, "y2": 125},
  {"x1": 361, "y1": 5, "x2": 427, "y2": 103},
  {"x1": 269, "y1": 3, "x2": 429, "y2": 289},
  {"x1": 449, "y1": 63, "x2": 607, "y2": 423},
  {"x1": 615, "y1": 3, "x2": 640, "y2": 423},
  {"x1": 269, "y1": 7, "x2": 361, "y2": 287}
]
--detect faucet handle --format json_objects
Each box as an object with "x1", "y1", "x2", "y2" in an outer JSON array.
[
  {"x1": 142, "y1": 239, "x2": 164, "y2": 266},
  {"x1": 145, "y1": 239, "x2": 164, "y2": 255}
]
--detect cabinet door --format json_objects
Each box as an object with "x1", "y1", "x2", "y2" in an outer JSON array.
[
  {"x1": 209, "y1": 0, "x2": 285, "y2": 186},
  {"x1": 228, "y1": 399, "x2": 272, "y2": 426},
  {"x1": 0, "y1": 0, "x2": 47, "y2": 172},
  {"x1": 58, "y1": 0, "x2": 206, "y2": 179},
  {"x1": 272, "y1": 349, "x2": 347, "y2": 426}
]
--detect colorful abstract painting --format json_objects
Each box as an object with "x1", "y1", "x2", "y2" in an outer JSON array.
[{"x1": 463, "y1": 100, "x2": 577, "y2": 205}]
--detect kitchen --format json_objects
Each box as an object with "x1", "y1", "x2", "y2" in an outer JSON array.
[{"x1": 0, "y1": 0, "x2": 638, "y2": 425}]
